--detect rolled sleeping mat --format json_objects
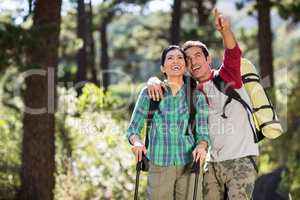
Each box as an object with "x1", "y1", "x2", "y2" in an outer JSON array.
[{"x1": 240, "y1": 58, "x2": 283, "y2": 139}]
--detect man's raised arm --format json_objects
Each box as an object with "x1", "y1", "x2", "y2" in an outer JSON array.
[
  {"x1": 214, "y1": 8, "x2": 237, "y2": 49},
  {"x1": 214, "y1": 8, "x2": 242, "y2": 89}
]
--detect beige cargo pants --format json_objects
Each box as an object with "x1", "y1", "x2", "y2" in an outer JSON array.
[{"x1": 146, "y1": 162, "x2": 203, "y2": 200}]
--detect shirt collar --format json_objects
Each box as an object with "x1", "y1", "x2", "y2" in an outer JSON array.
[{"x1": 163, "y1": 79, "x2": 186, "y2": 97}]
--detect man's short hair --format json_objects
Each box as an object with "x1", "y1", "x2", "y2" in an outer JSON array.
[{"x1": 182, "y1": 41, "x2": 209, "y2": 58}]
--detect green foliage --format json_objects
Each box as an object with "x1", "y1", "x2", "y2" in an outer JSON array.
[
  {"x1": 0, "y1": 68, "x2": 22, "y2": 199},
  {"x1": 0, "y1": 22, "x2": 28, "y2": 71},
  {"x1": 256, "y1": 25, "x2": 300, "y2": 198},
  {"x1": 0, "y1": 107, "x2": 22, "y2": 199},
  {"x1": 109, "y1": 82, "x2": 143, "y2": 101},
  {"x1": 110, "y1": 11, "x2": 169, "y2": 80},
  {"x1": 1, "y1": 1, "x2": 300, "y2": 199},
  {"x1": 58, "y1": 10, "x2": 79, "y2": 82},
  {"x1": 77, "y1": 83, "x2": 122, "y2": 112},
  {"x1": 236, "y1": 27, "x2": 258, "y2": 62},
  {"x1": 277, "y1": 70, "x2": 300, "y2": 197},
  {"x1": 181, "y1": 1, "x2": 221, "y2": 50},
  {"x1": 275, "y1": 1, "x2": 300, "y2": 23},
  {"x1": 236, "y1": 0, "x2": 300, "y2": 24},
  {"x1": 55, "y1": 84, "x2": 145, "y2": 199}
]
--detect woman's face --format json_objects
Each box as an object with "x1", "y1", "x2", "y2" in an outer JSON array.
[{"x1": 161, "y1": 49, "x2": 186, "y2": 77}]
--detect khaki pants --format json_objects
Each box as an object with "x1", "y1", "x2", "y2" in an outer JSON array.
[
  {"x1": 147, "y1": 162, "x2": 203, "y2": 200},
  {"x1": 203, "y1": 157, "x2": 257, "y2": 200}
]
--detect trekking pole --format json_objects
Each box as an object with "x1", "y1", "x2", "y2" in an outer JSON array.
[
  {"x1": 192, "y1": 160, "x2": 201, "y2": 200},
  {"x1": 134, "y1": 161, "x2": 142, "y2": 200}
]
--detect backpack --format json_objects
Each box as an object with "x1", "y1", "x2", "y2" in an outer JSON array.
[{"x1": 212, "y1": 58, "x2": 283, "y2": 143}]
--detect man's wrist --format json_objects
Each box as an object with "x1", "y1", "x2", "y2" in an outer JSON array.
[
  {"x1": 220, "y1": 29, "x2": 232, "y2": 36},
  {"x1": 147, "y1": 76, "x2": 161, "y2": 85}
]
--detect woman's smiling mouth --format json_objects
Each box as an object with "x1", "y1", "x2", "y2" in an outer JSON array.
[{"x1": 171, "y1": 65, "x2": 181, "y2": 71}]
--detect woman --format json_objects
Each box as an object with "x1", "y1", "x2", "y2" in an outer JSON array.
[{"x1": 127, "y1": 45, "x2": 209, "y2": 200}]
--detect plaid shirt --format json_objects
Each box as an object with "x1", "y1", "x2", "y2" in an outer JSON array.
[{"x1": 127, "y1": 82, "x2": 209, "y2": 166}]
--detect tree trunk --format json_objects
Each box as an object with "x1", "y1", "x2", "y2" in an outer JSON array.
[
  {"x1": 257, "y1": 0, "x2": 274, "y2": 87},
  {"x1": 196, "y1": 0, "x2": 216, "y2": 27},
  {"x1": 87, "y1": 0, "x2": 98, "y2": 84},
  {"x1": 28, "y1": 0, "x2": 33, "y2": 14},
  {"x1": 100, "y1": 16, "x2": 111, "y2": 90},
  {"x1": 18, "y1": 0, "x2": 61, "y2": 199},
  {"x1": 98, "y1": 0, "x2": 122, "y2": 90},
  {"x1": 76, "y1": 0, "x2": 87, "y2": 85},
  {"x1": 170, "y1": 0, "x2": 182, "y2": 45}
]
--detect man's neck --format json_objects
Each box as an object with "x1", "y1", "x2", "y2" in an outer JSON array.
[{"x1": 198, "y1": 70, "x2": 213, "y2": 83}]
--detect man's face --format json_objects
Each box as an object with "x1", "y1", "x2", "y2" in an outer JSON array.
[{"x1": 185, "y1": 46, "x2": 211, "y2": 81}]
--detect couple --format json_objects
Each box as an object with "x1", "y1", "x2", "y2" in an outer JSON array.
[{"x1": 127, "y1": 10, "x2": 258, "y2": 200}]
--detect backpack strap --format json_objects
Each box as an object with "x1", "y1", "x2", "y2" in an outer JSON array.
[
  {"x1": 212, "y1": 74, "x2": 242, "y2": 118},
  {"x1": 145, "y1": 100, "x2": 160, "y2": 149},
  {"x1": 212, "y1": 74, "x2": 264, "y2": 143},
  {"x1": 184, "y1": 75, "x2": 197, "y2": 136},
  {"x1": 221, "y1": 98, "x2": 232, "y2": 119},
  {"x1": 242, "y1": 73, "x2": 260, "y2": 83}
]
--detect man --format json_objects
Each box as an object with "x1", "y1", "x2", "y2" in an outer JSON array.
[{"x1": 148, "y1": 9, "x2": 259, "y2": 199}]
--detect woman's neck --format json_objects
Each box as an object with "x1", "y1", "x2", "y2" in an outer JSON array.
[{"x1": 167, "y1": 76, "x2": 184, "y2": 96}]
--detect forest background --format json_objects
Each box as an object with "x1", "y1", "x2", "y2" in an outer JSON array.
[{"x1": 0, "y1": 0, "x2": 300, "y2": 199}]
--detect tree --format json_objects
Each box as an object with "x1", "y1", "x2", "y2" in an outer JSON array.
[
  {"x1": 76, "y1": 0, "x2": 88, "y2": 85},
  {"x1": 180, "y1": 0, "x2": 220, "y2": 50},
  {"x1": 189, "y1": 0, "x2": 216, "y2": 27},
  {"x1": 170, "y1": 0, "x2": 182, "y2": 45},
  {"x1": 235, "y1": 0, "x2": 274, "y2": 88},
  {"x1": 98, "y1": 0, "x2": 149, "y2": 90},
  {"x1": 18, "y1": 0, "x2": 62, "y2": 199},
  {"x1": 236, "y1": 0, "x2": 300, "y2": 88},
  {"x1": 97, "y1": 0, "x2": 123, "y2": 90},
  {"x1": 99, "y1": 4, "x2": 113, "y2": 90},
  {"x1": 76, "y1": 0, "x2": 98, "y2": 85},
  {"x1": 275, "y1": 1, "x2": 300, "y2": 24},
  {"x1": 86, "y1": 0, "x2": 98, "y2": 84},
  {"x1": 108, "y1": 11, "x2": 169, "y2": 81},
  {"x1": 257, "y1": 0, "x2": 274, "y2": 87}
]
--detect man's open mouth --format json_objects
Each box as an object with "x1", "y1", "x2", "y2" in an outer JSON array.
[{"x1": 192, "y1": 65, "x2": 201, "y2": 71}]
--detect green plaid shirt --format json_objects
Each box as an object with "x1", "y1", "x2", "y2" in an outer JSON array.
[{"x1": 127, "y1": 83, "x2": 209, "y2": 166}]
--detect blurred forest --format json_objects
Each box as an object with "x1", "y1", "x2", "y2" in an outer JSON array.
[{"x1": 0, "y1": 0, "x2": 299, "y2": 199}]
